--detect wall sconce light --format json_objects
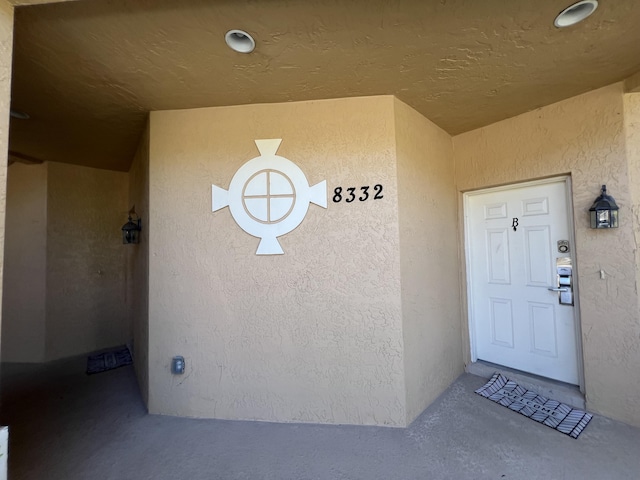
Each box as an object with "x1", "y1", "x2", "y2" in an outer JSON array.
[
  {"x1": 589, "y1": 185, "x2": 619, "y2": 229},
  {"x1": 122, "y1": 206, "x2": 142, "y2": 244}
]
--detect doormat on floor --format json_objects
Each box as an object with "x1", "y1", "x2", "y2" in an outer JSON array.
[
  {"x1": 475, "y1": 373, "x2": 592, "y2": 439},
  {"x1": 86, "y1": 346, "x2": 132, "y2": 375}
]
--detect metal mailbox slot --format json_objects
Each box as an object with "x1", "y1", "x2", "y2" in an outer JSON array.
[{"x1": 548, "y1": 257, "x2": 573, "y2": 306}]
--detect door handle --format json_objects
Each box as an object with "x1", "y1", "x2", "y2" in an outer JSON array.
[{"x1": 548, "y1": 287, "x2": 569, "y2": 292}]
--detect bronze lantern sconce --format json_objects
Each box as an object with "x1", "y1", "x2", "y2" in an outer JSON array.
[
  {"x1": 122, "y1": 207, "x2": 142, "y2": 244},
  {"x1": 589, "y1": 185, "x2": 619, "y2": 229}
]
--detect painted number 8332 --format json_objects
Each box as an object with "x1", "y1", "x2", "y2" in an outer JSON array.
[{"x1": 333, "y1": 184, "x2": 384, "y2": 203}]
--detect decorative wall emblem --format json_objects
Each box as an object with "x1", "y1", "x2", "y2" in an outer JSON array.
[{"x1": 212, "y1": 139, "x2": 327, "y2": 255}]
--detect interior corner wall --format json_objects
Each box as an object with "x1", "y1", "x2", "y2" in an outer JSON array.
[
  {"x1": 625, "y1": 92, "x2": 640, "y2": 264},
  {"x1": 45, "y1": 162, "x2": 129, "y2": 360},
  {"x1": 128, "y1": 120, "x2": 150, "y2": 405},
  {"x1": 453, "y1": 82, "x2": 640, "y2": 427},
  {"x1": 0, "y1": 0, "x2": 12, "y2": 362},
  {"x1": 393, "y1": 98, "x2": 462, "y2": 424},
  {"x1": 623, "y1": 91, "x2": 640, "y2": 423},
  {"x1": 148, "y1": 96, "x2": 407, "y2": 426},
  {"x1": 1, "y1": 163, "x2": 47, "y2": 362}
]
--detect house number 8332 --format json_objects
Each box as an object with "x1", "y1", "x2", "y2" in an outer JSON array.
[{"x1": 333, "y1": 184, "x2": 384, "y2": 203}]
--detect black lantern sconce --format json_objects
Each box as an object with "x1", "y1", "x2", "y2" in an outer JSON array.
[
  {"x1": 589, "y1": 185, "x2": 619, "y2": 229},
  {"x1": 122, "y1": 207, "x2": 142, "y2": 244}
]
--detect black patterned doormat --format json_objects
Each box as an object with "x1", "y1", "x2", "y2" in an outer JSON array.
[
  {"x1": 86, "y1": 346, "x2": 132, "y2": 375},
  {"x1": 475, "y1": 373, "x2": 592, "y2": 439}
]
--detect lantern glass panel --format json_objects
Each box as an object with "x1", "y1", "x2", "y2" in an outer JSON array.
[
  {"x1": 597, "y1": 209, "x2": 610, "y2": 228},
  {"x1": 611, "y1": 209, "x2": 619, "y2": 228}
]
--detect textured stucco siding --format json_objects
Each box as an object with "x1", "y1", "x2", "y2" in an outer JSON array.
[
  {"x1": 394, "y1": 98, "x2": 462, "y2": 424},
  {"x1": 454, "y1": 83, "x2": 640, "y2": 426},
  {"x1": 148, "y1": 96, "x2": 406, "y2": 426},
  {"x1": 1, "y1": 163, "x2": 47, "y2": 362},
  {"x1": 45, "y1": 162, "x2": 129, "y2": 360},
  {"x1": 623, "y1": 92, "x2": 640, "y2": 425},
  {"x1": 1, "y1": 161, "x2": 132, "y2": 363},
  {"x1": 0, "y1": 0, "x2": 11, "y2": 361},
  {"x1": 626, "y1": 93, "x2": 640, "y2": 284},
  {"x1": 128, "y1": 120, "x2": 150, "y2": 405}
]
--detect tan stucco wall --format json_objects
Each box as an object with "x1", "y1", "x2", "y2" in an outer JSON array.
[
  {"x1": 394, "y1": 98, "x2": 462, "y2": 424},
  {"x1": 1, "y1": 160, "x2": 132, "y2": 362},
  {"x1": 624, "y1": 92, "x2": 640, "y2": 423},
  {"x1": 0, "y1": 0, "x2": 12, "y2": 361},
  {"x1": 45, "y1": 162, "x2": 129, "y2": 360},
  {"x1": 1, "y1": 163, "x2": 47, "y2": 362},
  {"x1": 148, "y1": 96, "x2": 407, "y2": 425},
  {"x1": 454, "y1": 83, "x2": 640, "y2": 426},
  {"x1": 128, "y1": 120, "x2": 150, "y2": 405}
]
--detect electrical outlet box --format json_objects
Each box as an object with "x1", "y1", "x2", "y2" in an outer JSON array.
[{"x1": 171, "y1": 356, "x2": 185, "y2": 375}]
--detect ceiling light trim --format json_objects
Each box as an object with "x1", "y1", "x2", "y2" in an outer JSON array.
[
  {"x1": 225, "y1": 29, "x2": 256, "y2": 54},
  {"x1": 10, "y1": 109, "x2": 30, "y2": 120},
  {"x1": 554, "y1": 0, "x2": 598, "y2": 28}
]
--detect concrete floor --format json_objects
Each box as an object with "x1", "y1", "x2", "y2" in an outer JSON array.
[{"x1": 1, "y1": 357, "x2": 639, "y2": 480}]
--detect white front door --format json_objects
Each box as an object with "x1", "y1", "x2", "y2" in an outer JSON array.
[
  {"x1": 465, "y1": 178, "x2": 580, "y2": 385},
  {"x1": 0, "y1": 426, "x2": 7, "y2": 480}
]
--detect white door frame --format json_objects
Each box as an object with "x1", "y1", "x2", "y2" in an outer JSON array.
[{"x1": 463, "y1": 175, "x2": 585, "y2": 390}]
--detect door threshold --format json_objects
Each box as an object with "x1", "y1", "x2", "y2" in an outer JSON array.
[{"x1": 466, "y1": 360, "x2": 585, "y2": 409}]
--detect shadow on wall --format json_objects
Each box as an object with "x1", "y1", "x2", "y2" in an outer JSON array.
[{"x1": 2, "y1": 161, "x2": 130, "y2": 363}]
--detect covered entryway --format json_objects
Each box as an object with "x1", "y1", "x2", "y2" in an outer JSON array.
[{"x1": 464, "y1": 177, "x2": 582, "y2": 385}]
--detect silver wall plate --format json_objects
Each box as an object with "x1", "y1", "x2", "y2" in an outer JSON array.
[{"x1": 557, "y1": 240, "x2": 570, "y2": 254}]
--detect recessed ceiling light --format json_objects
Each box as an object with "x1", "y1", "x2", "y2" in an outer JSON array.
[
  {"x1": 225, "y1": 29, "x2": 255, "y2": 54},
  {"x1": 10, "y1": 109, "x2": 30, "y2": 120},
  {"x1": 554, "y1": 0, "x2": 598, "y2": 28}
]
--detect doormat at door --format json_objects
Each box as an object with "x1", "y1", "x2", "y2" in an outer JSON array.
[
  {"x1": 86, "y1": 346, "x2": 132, "y2": 375},
  {"x1": 475, "y1": 373, "x2": 592, "y2": 439}
]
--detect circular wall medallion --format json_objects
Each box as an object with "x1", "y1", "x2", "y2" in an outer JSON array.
[{"x1": 212, "y1": 139, "x2": 327, "y2": 255}]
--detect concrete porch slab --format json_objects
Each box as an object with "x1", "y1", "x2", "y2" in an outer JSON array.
[{"x1": 1, "y1": 358, "x2": 639, "y2": 479}]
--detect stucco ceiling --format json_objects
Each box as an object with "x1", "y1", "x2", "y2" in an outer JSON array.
[{"x1": 9, "y1": 0, "x2": 640, "y2": 171}]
